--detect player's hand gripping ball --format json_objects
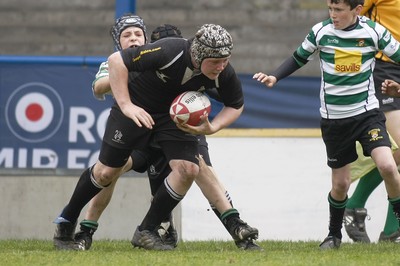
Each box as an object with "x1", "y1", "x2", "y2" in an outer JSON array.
[{"x1": 170, "y1": 91, "x2": 211, "y2": 126}]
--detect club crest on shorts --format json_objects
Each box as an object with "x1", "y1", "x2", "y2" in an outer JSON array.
[{"x1": 368, "y1": 128, "x2": 383, "y2": 142}]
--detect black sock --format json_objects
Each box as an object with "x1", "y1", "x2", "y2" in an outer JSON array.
[
  {"x1": 60, "y1": 166, "x2": 103, "y2": 223},
  {"x1": 210, "y1": 191, "x2": 234, "y2": 231},
  {"x1": 389, "y1": 197, "x2": 400, "y2": 223},
  {"x1": 220, "y1": 208, "x2": 241, "y2": 239},
  {"x1": 220, "y1": 208, "x2": 240, "y2": 224},
  {"x1": 327, "y1": 192, "x2": 348, "y2": 239},
  {"x1": 139, "y1": 179, "x2": 183, "y2": 231},
  {"x1": 149, "y1": 176, "x2": 164, "y2": 197}
]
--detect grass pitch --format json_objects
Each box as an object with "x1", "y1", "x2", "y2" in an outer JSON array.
[{"x1": 1, "y1": 239, "x2": 400, "y2": 266}]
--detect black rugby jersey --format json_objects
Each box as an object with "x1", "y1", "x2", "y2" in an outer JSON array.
[{"x1": 119, "y1": 38, "x2": 244, "y2": 114}]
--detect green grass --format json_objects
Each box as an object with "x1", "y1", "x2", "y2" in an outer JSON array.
[{"x1": 1, "y1": 240, "x2": 400, "y2": 266}]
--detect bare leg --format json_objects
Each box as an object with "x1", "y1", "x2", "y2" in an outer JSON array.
[
  {"x1": 194, "y1": 156, "x2": 232, "y2": 213},
  {"x1": 73, "y1": 158, "x2": 133, "y2": 250},
  {"x1": 84, "y1": 157, "x2": 133, "y2": 221},
  {"x1": 331, "y1": 165, "x2": 351, "y2": 201},
  {"x1": 371, "y1": 146, "x2": 400, "y2": 198},
  {"x1": 194, "y1": 156, "x2": 260, "y2": 249}
]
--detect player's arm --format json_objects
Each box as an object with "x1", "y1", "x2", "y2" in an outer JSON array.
[
  {"x1": 108, "y1": 52, "x2": 130, "y2": 108},
  {"x1": 382, "y1": 79, "x2": 400, "y2": 98},
  {"x1": 253, "y1": 55, "x2": 302, "y2": 87},
  {"x1": 177, "y1": 105, "x2": 243, "y2": 135},
  {"x1": 178, "y1": 72, "x2": 244, "y2": 136},
  {"x1": 207, "y1": 105, "x2": 243, "y2": 133},
  {"x1": 93, "y1": 76, "x2": 112, "y2": 98},
  {"x1": 376, "y1": 22, "x2": 400, "y2": 63},
  {"x1": 205, "y1": 88, "x2": 222, "y2": 102},
  {"x1": 91, "y1": 61, "x2": 113, "y2": 100},
  {"x1": 254, "y1": 24, "x2": 317, "y2": 87},
  {"x1": 108, "y1": 51, "x2": 154, "y2": 129}
]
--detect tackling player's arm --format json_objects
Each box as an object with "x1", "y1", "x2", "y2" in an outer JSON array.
[
  {"x1": 92, "y1": 62, "x2": 113, "y2": 100},
  {"x1": 93, "y1": 76, "x2": 111, "y2": 97}
]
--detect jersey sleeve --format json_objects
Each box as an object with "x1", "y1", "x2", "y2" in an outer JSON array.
[
  {"x1": 91, "y1": 61, "x2": 112, "y2": 101},
  {"x1": 376, "y1": 23, "x2": 400, "y2": 63},
  {"x1": 216, "y1": 64, "x2": 244, "y2": 109},
  {"x1": 294, "y1": 24, "x2": 321, "y2": 65},
  {"x1": 120, "y1": 39, "x2": 185, "y2": 72}
]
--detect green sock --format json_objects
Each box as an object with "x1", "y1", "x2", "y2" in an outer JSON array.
[
  {"x1": 80, "y1": 219, "x2": 99, "y2": 231},
  {"x1": 346, "y1": 168, "x2": 383, "y2": 209},
  {"x1": 383, "y1": 203, "x2": 399, "y2": 236},
  {"x1": 220, "y1": 208, "x2": 239, "y2": 221}
]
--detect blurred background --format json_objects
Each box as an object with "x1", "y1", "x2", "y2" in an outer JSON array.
[{"x1": 0, "y1": 0, "x2": 328, "y2": 75}]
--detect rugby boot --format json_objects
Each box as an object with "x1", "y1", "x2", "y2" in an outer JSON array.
[
  {"x1": 343, "y1": 208, "x2": 370, "y2": 243},
  {"x1": 319, "y1": 236, "x2": 341, "y2": 250},
  {"x1": 132, "y1": 226, "x2": 174, "y2": 250},
  {"x1": 74, "y1": 220, "x2": 98, "y2": 250},
  {"x1": 53, "y1": 221, "x2": 84, "y2": 250},
  {"x1": 235, "y1": 239, "x2": 263, "y2": 251},
  {"x1": 224, "y1": 217, "x2": 259, "y2": 242},
  {"x1": 378, "y1": 229, "x2": 400, "y2": 243},
  {"x1": 158, "y1": 213, "x2": 178, "y2": 248}
]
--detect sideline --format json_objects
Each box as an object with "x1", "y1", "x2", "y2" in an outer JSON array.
[{"x1": 210, "y1": 128, "x2": 321, "y2": 138}]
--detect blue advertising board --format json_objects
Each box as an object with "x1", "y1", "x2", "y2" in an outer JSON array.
[
  {"x1": 0, "y1": 56, "x2": 321, "y2": 171},
  {"x1": 0, "y1": 57, "x2": 112, "y2": 170}
]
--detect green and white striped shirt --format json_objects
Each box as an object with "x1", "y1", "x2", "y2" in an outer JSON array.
[
  {"x1": 91, "y1": 61, "x2": 111, "y2": 101},
  {"x1": 295, "y1": 16, "x2": 400, "y2": 119}
]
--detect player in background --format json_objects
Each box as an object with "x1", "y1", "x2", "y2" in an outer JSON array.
[
  {"x1": 54, "y1": 18, "x2": 259, "y2": 251},
  {"x1": 253, "y1": 0, "x2": 400, "y2": 249},
  {"x1": 343, "y1": 0, "x2": 400, "y2": 243},
  {"x1": 73, "y1": 20, "x2": 261, "y2": 251}
]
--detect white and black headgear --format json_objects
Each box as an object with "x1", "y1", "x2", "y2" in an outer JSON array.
[
  {"x1": 190, "y1": 24, "x2": 233, "y2": 68},
  {"x1": 110, "y1": 14, "x2": 147, "y2": 50}
]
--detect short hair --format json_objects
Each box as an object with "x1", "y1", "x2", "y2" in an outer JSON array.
[{"x1": 329, "y1": 0, "x2": 364, "y2": 10}]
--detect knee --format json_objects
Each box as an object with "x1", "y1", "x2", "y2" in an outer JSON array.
[
  {"x1": 378, "y1": 162, "x2": 398, "y2": 179},
  {"x1": 332, "y1": 178, "x2": 350, "y2": 194},
  {"x1": 92, "y1": 165, "x2": 119, "y2": 186},
  {"x1": 175, "y1": 160, "x2": 199, "y2": 182},
  {"x1": 183, "y1": 161, "x2": 199, "y2": 179}
]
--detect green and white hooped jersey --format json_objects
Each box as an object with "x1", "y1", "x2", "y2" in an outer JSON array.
[
  {"x1": 91, "y1": 61, "x2": 111, "y2": 101},
  {"x1": 295, "y1": 16, "x2": 400, "y2": 119}
]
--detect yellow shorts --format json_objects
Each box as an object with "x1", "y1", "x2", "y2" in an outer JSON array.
[{"x1": 350, "y1": 134, "x2": 398, "y2": 182}]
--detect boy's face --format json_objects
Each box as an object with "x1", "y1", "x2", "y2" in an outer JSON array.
[
  {"x1": 327, "y1": 0, "x2": 363, "y2": 30},
  {"x1": 119, "y1": 26, "x2": 146, "y2": 49},
  {"x1": 200, "y1": 57, "x2": 230, "y2": 80}
]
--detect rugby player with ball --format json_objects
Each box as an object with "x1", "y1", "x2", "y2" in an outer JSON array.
[{"x1": 54, "y1": 20, "x2": 260, "y2": 251}]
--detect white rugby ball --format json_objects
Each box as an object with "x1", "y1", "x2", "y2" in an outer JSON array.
[{"x1": 169, "y1": 91, "x2": 212, "y2": 126}]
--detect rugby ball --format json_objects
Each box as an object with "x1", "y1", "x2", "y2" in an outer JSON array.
[{"x1": 170, "y1": 91, "x2": 211, "y2": 126}]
